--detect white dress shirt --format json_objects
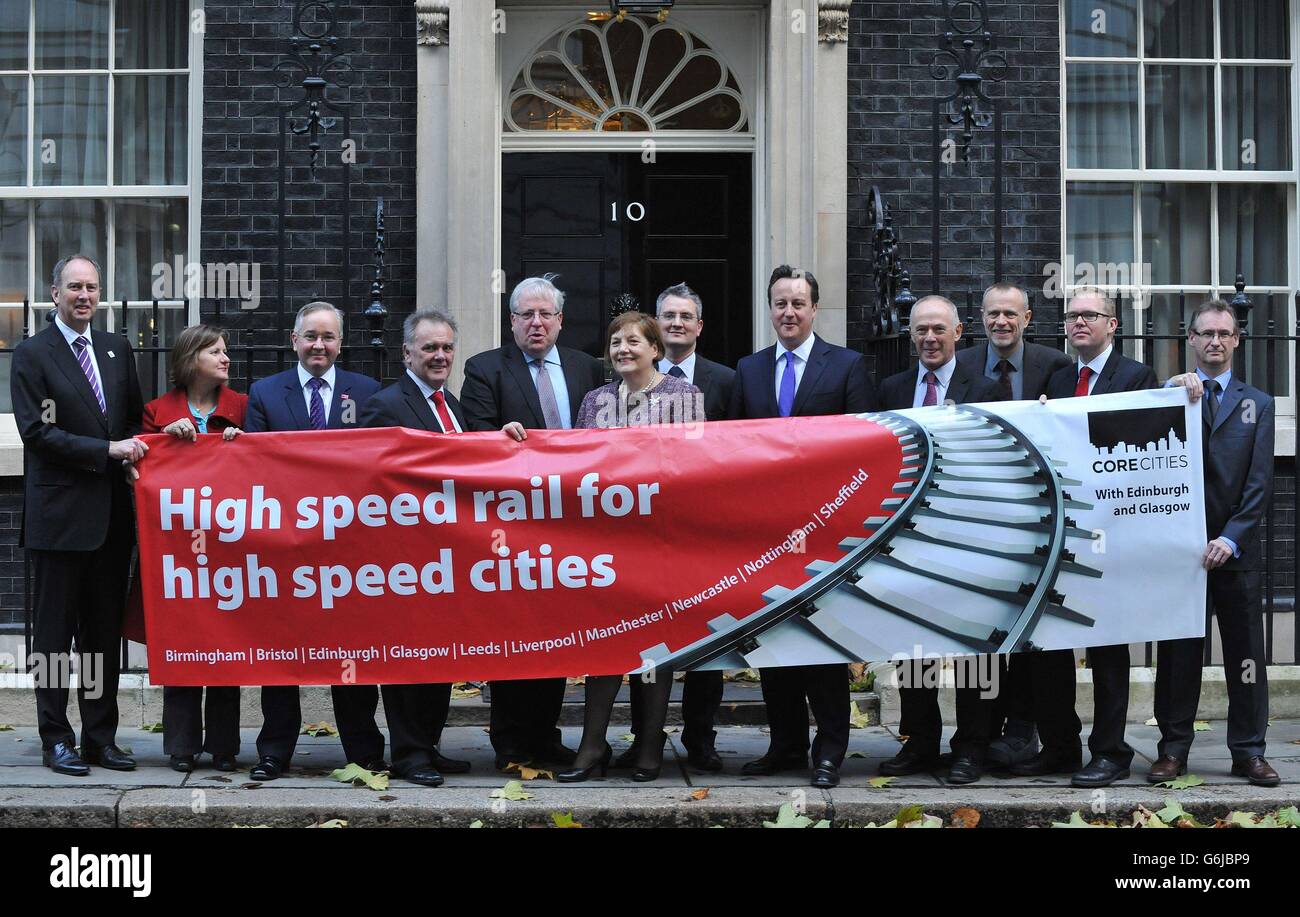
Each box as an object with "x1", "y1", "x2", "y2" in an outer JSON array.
[
  {"x1": 297, "y1": 363, "x2": 337, "y2": 420},
  {"x1": 405, "y1": 368, "x2": 462, "y2": 433},
  {"x1": 774, "y1": 333, "x2": 817, "y2": 406},
  {"x1": 54, "y1": 315, "x2": 106, "y2": 405},
  {"x1": 1075, "y1": 344, "x2": 1113, "y2": 395},
  {"x1": 658, "y1": 351, "x2": 697, "y2": 384}
]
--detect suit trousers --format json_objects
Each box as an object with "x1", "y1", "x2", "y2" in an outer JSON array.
[
  {"x1": 760, "y1": 663, "x2": 849, "y2": 766},
  {"x1": 992, "y1": 654, "x2": 1036, "y2": 737},
  {"x1": 332, "y1": 684, "x2": 385, "y2": 765},
  {"x1": 1155, "y1": 569, "x2": 1268, "y2": 762},
  {"x1": 256, "y1": 686, "x2": 302, "y2": 763},
  {"x1": 489, "y1": 677, "x2": 567, "y2": 758},
  {"x1": 1022, "y1": 649, "x2": 1083, "y2": 755},
  {"x1": 1086, "y1": 643, "x2": 1135, "y2": 767},
  {"x1": 895, "y1": 658, "x2": 996, "y2": 757},
  {"x1": 381, "y1": 682, "x2": 453, "y2": 773},
  {"x1": 163, "y1": 686, "x2": 240, "y2": 757},
  {"x1": 30, "y1": 509, "x2": 133, "y2": 750},
  {"x1": 626, "y1": 670, "x2": 725, "y2": 752}
]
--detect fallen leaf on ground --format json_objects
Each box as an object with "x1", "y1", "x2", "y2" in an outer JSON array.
[
  {"x1": 1155, "y1": 798, "x2": 1203, "y2": 827},
  {"x1": 951, "y1": 806, "x2": 981, "y2": 828},
  {"x1": 240, "y1": 783, "x2": 262, "y2": 790},
  {"x1": 504, "y1": 762, "x2": 554, "y2": 781},
  {"x1": 1193, "y1": 721, "x2": 1212, "y2": 732},
  {"x1": 847, "y1": 751, "x2": 867, "y2": 758},
  {"x1": 490, "y1": 780, "x2": 533, "y2": 801},
  {"x1": 763, "y1": 802, "x2": 817, "y2": 828},
  {"x1": 450, "y1": 683, "x2": 481, "y2": 699},
  {"x1": 232, "y1": 824, "x2": 270, "y2": 828},
  {"x1": 0, "y1": 724, "x2": 13, "y2": 731},
  {"x1": 1275, "y1": 806, "x2": 1300, "y2": 827},
  {"x1": 204, "y1": 775, "x2": 232, "y2": 783},
  {"x1": 689, "y1": 788, "x2": 710, "y2": 800},
  {"x1": 867, "y1": 776, "x2": 896, "y2": 789},
  {"x1": 848, "y1": 701, "x2": 871, "y2": 729},
  {"x1": 1130, "y1": 806, "x2": 1169, "y2": 828},
  {"x1": 330, "y1": 763, "x2": 390, "y2": 791},
  {"x1": 301, "y1": 722, "x2": 338, "y2": 737},
  {"x1": 551, "y1": 811, "x2": 583, "y2": 828},
  {"x1": 1144, "y1": 717, "x2": 1158, "y2": 726},
  {"x1": 140, "y1": 722, "x2": 163, "y2": 733},
  {"x1": 620, "y1": 734, "x2": 636, "y2": 743},
  {"x1": 378, "y1": 795, "x2": 397, "y2": 801},
  {"x1": 726, "y1": 669, "x2": 760, "y2": 682},
  {"x1": 308, "y1": 818, "x2": 348, "y2": 828},
  {"x1": 1052, "y1": 811, "x2": 1110, "y2": 828},
  {"x1": 1154, "y1": 774, "x2": 1205, "y2": 790},
  {"x1": 469, "y1": 820, "x2": 484, "y2": 828}
]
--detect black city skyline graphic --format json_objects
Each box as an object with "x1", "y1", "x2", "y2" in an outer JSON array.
[{"x1": 1087, "y1": 406, "x2": 1187, "y2": 456}]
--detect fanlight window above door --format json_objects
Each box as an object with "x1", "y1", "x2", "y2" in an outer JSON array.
[{"x1": 505, "y1": 15, "x2": 749, "y2": 133}]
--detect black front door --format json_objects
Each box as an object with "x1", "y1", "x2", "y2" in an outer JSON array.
[{"x1": 501, "y1": 152, "x2": 752, "y2": 367}]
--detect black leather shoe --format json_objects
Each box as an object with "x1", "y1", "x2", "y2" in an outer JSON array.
[
  {"x1": 396, "y1": 765, "x2": 444, "y2": 787},
  {"x1": 43, "y1": 742, "x2": 88, "y2": 777},
  {"x1": 169, "y1": 754, "x2": 195, "y2": 773},
  {"x1": 1008, "y1": 749, "x2": 1083, "y2": 777},
  {"x1": 1071, "y1": 757, "x2": 1130, "y2": 788},
  {"x1": 82, "y1": 744, "x2": 136, "y2": 771},
  {"x1": 362, "y1": 758, "x2": 390, "y2": 773},
  {"x1": 810, "y1": 760, "x2": 840, "y2": 788},
  {"x1": 212, "y1": 755, "x2": 238, "y2": 772},
  {"x1": 877, "y1": 745, "x2": 940, "y2": 777},
  {"x1": 686, "y1": 745, "x2": 724, "y2": 772},
  {"x1": 611, "y1": 743, "x2": 640, "y2": 769},
  {"x1": 532, "y1": 741, "x2": 577, "y2": 767},
  {"x1": 632, "y1": 765, "x2": 661, "y2": 782},
  {"x1": 431, "y1": 748, "x2": 470, "y2": 774},
  {"x1": 741, "y1": 752, "x2": 808, "y2": 776},
  {"x1": 249, "y1": 755, "x2": 285, "y2": 781},
  {"x1": 946, "y1": 754, "x2": 984, "y2": 785},
  {"x1": 556, "y1": 745, "x2": 611, "y2": 783}
]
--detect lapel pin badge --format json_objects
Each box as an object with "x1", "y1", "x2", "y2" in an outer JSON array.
[{"x1": 107, "y1": 350, "x2": 115, "y2": 358}]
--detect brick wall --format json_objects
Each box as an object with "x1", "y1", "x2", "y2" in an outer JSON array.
[
  {"x1": 845, "y1": 0, "x2": 1063, "y2": 348},
  {"x1": 197, "y1": 0, "x2": 418, "y2": 384},
  {"x1": 0, "y1": 476, "x2": 26, "y2": 630}
]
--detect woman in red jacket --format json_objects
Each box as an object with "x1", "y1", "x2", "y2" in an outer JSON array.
[{"x1": 142, "y1": 325, "x2": 247, "y2": 772}]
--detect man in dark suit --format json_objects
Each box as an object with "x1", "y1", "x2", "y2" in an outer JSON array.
[
  {"x1": 877, "y1": 295, "x2": 1005, "y2": 784},
  {"x1": 358, "y1": 308, "x2": 476, "y2": 787},
  {"x1": 1153, "y1": 299, "x2": 1278, "y2": 786},
  {"x1": 956, "y1": 282, "x2": 1072, "y2": 768},
  {"x1": 460, "y1": 275, "x2": 604, "y2": 771},
  {"x1": 729, "y1": 264, "x2": 877, "y2": 788},
  {"x1": 11, "y1": 254, "x2": 145, "y2": 775},
  {"x1": 1015, "y1": 288, "x2": 1157, "y2": 788},
  {"x1": 243, "y1": 301, "x2": 382, "y2": 781}
]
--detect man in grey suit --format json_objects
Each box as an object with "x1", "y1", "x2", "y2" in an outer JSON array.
[
  {"x1": 612, "y1": 282, "x2": 737, "y2": 772},
  {"x1": 1155, "y1": 299, "x2": 1278, "y2": 786},
  {"x1": 956, "y1": 282, "x2": 1071, "y2": 768}
]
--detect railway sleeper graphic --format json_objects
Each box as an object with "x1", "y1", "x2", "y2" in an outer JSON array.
[{"x1": 636, "y1": 404, "x2": 1101, "y2": 676}]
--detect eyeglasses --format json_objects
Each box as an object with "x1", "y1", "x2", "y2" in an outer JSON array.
[
  {"x1": 512, "y1": 310, "x2": 559, "y2": 322},
  {"x1": 1064, "y1": 310, "x2": 1113, "y2": 325},
  {"x1": 1192, "y1": 329, "x2": 1237, "y2": 341},
  {"x1": 298, "y1": 332, "x2": 338, "y2": 344},
  {"x1": 658, "y1": 310, "x2": 698, "y2": 323}
]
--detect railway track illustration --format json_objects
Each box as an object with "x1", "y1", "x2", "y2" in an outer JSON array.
[{"x1": 638, "y1": 404, "x2": 1102, "y2": 674}]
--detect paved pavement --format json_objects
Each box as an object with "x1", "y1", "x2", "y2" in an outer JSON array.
[{"x1": 1, "y1": 719, "x2": 1298, "y2": 827}]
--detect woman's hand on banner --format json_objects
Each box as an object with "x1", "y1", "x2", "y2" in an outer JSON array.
[
  {"x1": 163, "y1": 419, "x2": 198, "y2": 441},
  {"x1": 223, "y1": 426, "x2": 243, "y2": 441}
]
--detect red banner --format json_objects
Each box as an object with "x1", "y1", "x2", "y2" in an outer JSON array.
[{"x1": 136, "y1": 417, "x2": 904, "y2": 685}]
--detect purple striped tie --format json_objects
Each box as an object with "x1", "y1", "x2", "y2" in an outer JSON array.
[
  {"x1": 306, "y1": 377, "x2": 327, "y2": 430},
  {"x1": 72, "y1": 336, "x2": 106, "y2": 414}
]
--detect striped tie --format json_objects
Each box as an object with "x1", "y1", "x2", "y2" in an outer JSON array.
[
  {"x1": 72, "y1": 336, "x2": 106, "y2": 414},
  {"x1": 306, "y1": 377, "x2": 327, "y2": 430}
]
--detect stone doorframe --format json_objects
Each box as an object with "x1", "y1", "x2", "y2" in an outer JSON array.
[{"x1": 413, "y1": 0, "x2": 850, "y2": 387}]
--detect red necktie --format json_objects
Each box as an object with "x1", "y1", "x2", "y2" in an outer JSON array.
[
  {"x1": 922, "y1": 370, "x2": 939, "y2": 406},
  {"x1": 1074, "y1": 366, "x2": 1093, "y2": 397},
  {"x1": 431, "y1": 389, "x2": 457, "y2": 433}
]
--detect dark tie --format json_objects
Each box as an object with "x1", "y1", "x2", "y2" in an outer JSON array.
[
  {"x1": 667, "y1": 364, "x2": 686, "y2": 379},
  {"x1": 778, "y1": 351, "x2": 797, "y2": 417},
  {"x1": 72, "y1": 336, "x2": 106, "y2": 414},
  {"x1": 306, "y1": 377, "x2": 327, "y2": 430},
  {"x1": 532, "y1": 358, "x2": 564, "y2": 430},
  {"x1": 1074, "y1": 365, "x2": 1093, "y2": 397},
  {"x1": 995, "y1": 359, "x2": 1014, "y2": 400},
  {"x1": 431, "y1": 389, "x2": 457, "y2": 433},
  {"x1": 1203, "y1": 379, "x2": 1220, "y2": 430},
  {"x1": 922, "y1": 370, "x2": 939, "y2": 406}
]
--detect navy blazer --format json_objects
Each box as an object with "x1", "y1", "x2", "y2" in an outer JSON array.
[
  {"x1": 244, "y1": 366, "x2": 380, "y2": 433},
  {"x1": 728, "y1": 335, "x2": 877, "y2": 419},
  {"x1": 692, "y1": 354, "x2": 736, "y2": 422},
  {"x1": 1045, "y1": 347, "x2": 1158, "y2": 399},
  {"x1": 1201, "y1": 376, "x2": 1275, "y2": 570},
  {"x1": 956, "y1": 340, "x2": 1073, "y2": 401},
  {"x1": 11, "y1": 323, "x2": 143, "y2": 551},
  {"x1": 879, "y1": 360, "x2": 1006, "y2": 411},
  {"x1": 360, "y1": 372, "x2": 467, "y2": 433},
  {"x1": 460, "y1": 343, "x2": 604, "y2": 431}
]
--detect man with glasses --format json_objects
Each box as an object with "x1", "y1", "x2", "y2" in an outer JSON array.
[
  {"x1": 461, "y1": 275, "x2": 604, "y2": 772},
  {"x1": 1155, "y1": 300, "x2": 1277, "y2": 786},
  {"x1": 244, "y1": 301, "x2": 383, "y2": 781},
  {"x1": 1016, "y1": 288, "x2": 1156, "y2": 788}
]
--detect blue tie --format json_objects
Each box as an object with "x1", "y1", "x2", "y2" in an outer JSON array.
[
  {"x1": 307, "y1": 377, "x2": 327, "y2": 430},
  {"x1": 778, "y1": 351, "x2": 797, "y2": 417}
]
